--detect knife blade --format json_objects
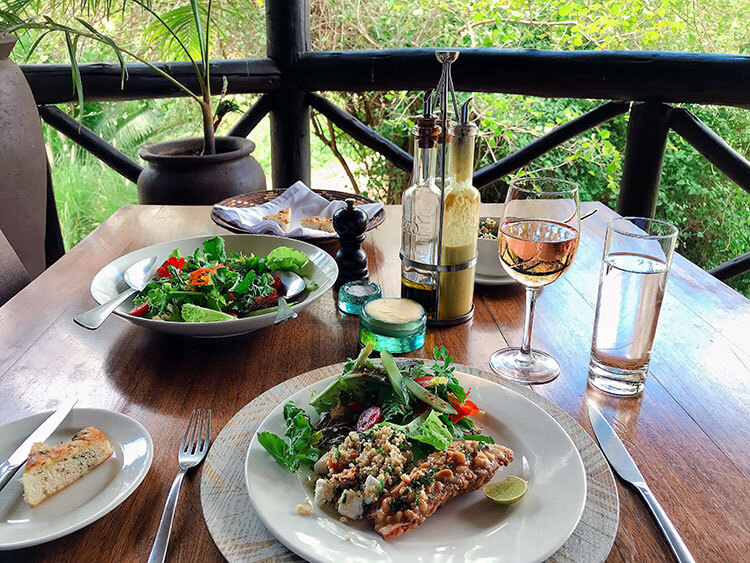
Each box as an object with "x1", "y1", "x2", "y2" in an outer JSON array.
[
  {"x1": 588, "y1": 404, "x2": 644, "y2": 485},
  {"x1": 588, "y1": 404, "x2": 696, "y2": 563},
  {"x1": 0, "y1": 396, "x2": 78, "y2": 492}
]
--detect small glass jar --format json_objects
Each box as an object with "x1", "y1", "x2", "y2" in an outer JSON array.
[
  {"x1": 359, "y1": 298, "x2": 426, "y2": 353},
  {"x1": 338, "y1": 281, "x2": 382, "y2": 315}
]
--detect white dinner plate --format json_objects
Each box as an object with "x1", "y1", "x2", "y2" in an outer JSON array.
[
  {"x1": 0, "y1": 408, "x2": 153, "y2": 550},
  {"x1": 474, "y1": 272, "x2": 517, "y2": 286},
  {"x1": 89, "y1": 234, "x2": 338, "y2": 338},
  {"x1": 244, "y1": 372, "x2": 587, "y2": 563}
]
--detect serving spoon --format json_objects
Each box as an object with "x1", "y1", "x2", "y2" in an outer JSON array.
[
  {"x1": 273, "y1": 271, "x2": 306, "y2": 324},
  {"x1": 74, "y1": 255, "x2": 161, "y2": 330}
]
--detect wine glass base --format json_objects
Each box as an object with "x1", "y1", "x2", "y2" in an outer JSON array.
[{"x1": 489, "y1": 347, "x2": 561, "y2": 384}]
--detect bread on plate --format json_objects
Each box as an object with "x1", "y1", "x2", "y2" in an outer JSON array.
[
  {"x1": 21, "y1": 426, "x2": 113, "y2": 507},
  {"x1": 263, "y1": 208, "x2": 292, "y2": 232}
]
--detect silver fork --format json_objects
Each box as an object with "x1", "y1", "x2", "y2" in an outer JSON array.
[{"x1": 148, "y1": 409, "x2": 211, "y2": 563}]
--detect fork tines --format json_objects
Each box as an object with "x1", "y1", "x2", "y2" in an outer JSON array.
[{"x1": 180, "y1": 408, "x2": 211, "y2": 457}]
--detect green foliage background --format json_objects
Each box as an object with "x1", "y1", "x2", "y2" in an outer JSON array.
[{"x1": 7, "y1": 0, "x2": 750, "y2": 294}]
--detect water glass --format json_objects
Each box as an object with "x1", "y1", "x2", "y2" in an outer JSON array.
[{"x1": 588, "y1": 217, "x2": 678, "y2": 396}]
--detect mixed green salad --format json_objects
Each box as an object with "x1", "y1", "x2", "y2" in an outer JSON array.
[
  {"x1": 130, "y1": 236, "x2": 317, "y2": 322},
  {"x1": 259, "y1": 346, "x2": 492, "y2": 473}
]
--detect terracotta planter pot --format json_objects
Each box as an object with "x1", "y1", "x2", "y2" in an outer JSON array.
[
  {"x1": 137, "y1": 136, "x2": 266, "y2": 205},
  {"x1": 0, "y1": 34, "x2": 48, "y2": 278}
]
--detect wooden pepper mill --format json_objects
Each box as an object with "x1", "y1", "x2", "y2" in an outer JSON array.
[{"x1": 332, "y1": 198, "x2": 369, "y2": 285}]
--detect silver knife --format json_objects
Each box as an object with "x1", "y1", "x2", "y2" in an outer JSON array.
[
  {"x1": 0, "y1": 397, "x2": 78, "y2": 492},
  {"x1": 588, "y1": 404, "x2": 695, "y2": 563}
]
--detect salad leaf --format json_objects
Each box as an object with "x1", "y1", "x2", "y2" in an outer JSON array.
[
  {"x1": 266, "y1": 247, "x2": 309, "y2": 275},
  {"x1": 463, "y1": 434, "x2": 496, "y2": 444},
  {"x1": 378, "y1": 385, "x2": 412, "y2": 423},
  {"x1": 234, "y1": 270, "x2": 257, "y2": 295},
  {"x1": 351, "y1": 343, "x2": 375, "y2": 372},
  {"x1": 258, "y1": 401, "x2": 320, "y2": 473},
  {"x1": 408, "y1": 410, "x2": 453, "y2": 450},
  {"x1": 403, "y1": 378, "x2": 456, "y2": 414},
  {"x1": 309, "y1": 373, "x2": 368, "y2": 413},
  {"x1": 380, "y1": 351, "x2": 408, "y2": 404},
  {"x1": 257, "y1": 432, "x2": 292, "y2": 469},
  {"x1": 381, "y1": 410, "x2": 453, "y2": 451},
  {"x1": 203, "y1": 236, "x2": 227, "y2": 263}
]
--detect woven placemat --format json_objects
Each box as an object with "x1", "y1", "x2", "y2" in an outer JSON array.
[{"x1": 200, "y1": 364, "x2": 619, "y2": 562}]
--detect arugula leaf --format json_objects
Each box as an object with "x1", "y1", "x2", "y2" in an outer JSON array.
[
  {"x1": 257, "y1": 432, "x2": 292, "y2": 470},
  {"x1": 378, "y1": 385, "x2": 412, "y2": 423},
  {"x1": 463, "y1": 434, "x2": 495, "y2": 444},
  {"x1": 443, "y1": 416, "x2": 476, "y2": 440},
  {"x1": 234, "y1": 270, "x2": 256, "y2": 294},
  {"x1": 259, "y1": 401, "x2": 320, "y2": 473},
  {"x1": 202, "y1": 236, "x2": 227, "y2": 263}
]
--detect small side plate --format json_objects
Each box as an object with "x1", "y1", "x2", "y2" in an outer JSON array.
[{"x1": 0, "y1": 408, "x2": 153, "y2": 551}]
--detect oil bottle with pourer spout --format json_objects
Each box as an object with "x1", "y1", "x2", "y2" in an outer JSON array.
[{"x1": 400, "y1": 92, "x2": 442, "y2": 318}]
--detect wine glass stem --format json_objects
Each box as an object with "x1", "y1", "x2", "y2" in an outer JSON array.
[{"x1": 520, "y1": 287, "x2": 539, "y2": 358}]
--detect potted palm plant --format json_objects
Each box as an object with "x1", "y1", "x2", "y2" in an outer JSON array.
[{"x1": 1, "y1": 0, "x2": 266, "y2": 205}]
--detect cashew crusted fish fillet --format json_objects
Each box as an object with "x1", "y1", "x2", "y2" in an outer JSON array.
[{"x1": 368, "y1": 440, "x2": 514, "y2": 539}]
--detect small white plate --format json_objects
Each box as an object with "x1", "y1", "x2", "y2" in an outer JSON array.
[
  {"x1": 244, "y1": 372, "x2": 586, "y2": 563},
  {"x1": 475, "y1": 272, "x2": 516, "y2": 286},
  {"x1": 0, "y1": 408, "x2": 153, "y2": 550}
]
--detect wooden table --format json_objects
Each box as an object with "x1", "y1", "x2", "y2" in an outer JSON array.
[{"x1": 0, "y1": 202, "x2": 748, "y2": 562}]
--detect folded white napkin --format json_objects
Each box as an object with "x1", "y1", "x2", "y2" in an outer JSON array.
[{"x1": 213, "y1": 181, "x2": 384, "y2": 239}]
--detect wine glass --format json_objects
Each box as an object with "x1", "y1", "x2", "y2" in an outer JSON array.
[{"x1": 490, "y1": 177, "x2": 580, "y2": 384}]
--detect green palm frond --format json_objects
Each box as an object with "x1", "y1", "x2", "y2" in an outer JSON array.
[
  {"x1": 144, "y1": 4, "x2": 204, "y2": 61},
  {"x1": 63, "y1": 30, "x2": 84, "y2": 115},
  {"x1": 0, "y1": 0, "x2": 36, "y2": 26},
  {"x1": 111, "y1": 108, "x2": 164, "y2": 153}
]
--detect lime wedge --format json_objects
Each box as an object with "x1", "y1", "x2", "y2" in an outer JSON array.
[
  {"x1": 181, "y1": 303, "x2": 235, "y2": 322},
  {"x1": 483, "y1": 476, "x2": 528, "y2": 505}
]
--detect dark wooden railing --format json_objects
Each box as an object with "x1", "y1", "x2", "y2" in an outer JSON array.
[{"x1": 19, "y1": 0, "x2": 750, "y2": 281}]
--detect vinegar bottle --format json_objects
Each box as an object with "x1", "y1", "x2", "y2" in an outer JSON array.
[{"x1": 437, "y1": 120, "x2": 480, "y2": 321}]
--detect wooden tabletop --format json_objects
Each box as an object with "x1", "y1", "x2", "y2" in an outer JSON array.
[{"x1": 0, "y1": 202, "x2": 748, "y2": 562}]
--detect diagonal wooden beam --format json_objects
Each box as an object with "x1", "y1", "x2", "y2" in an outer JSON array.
[
  {"x1": 670, "y1": 108, "x2": 750, "y2": 193},
  {"x1": 228, "y1": 94, "x2": 275, "y2": 138},
  {"x1": 708, "y1": 252, "x2": 750, "y2": 281},
  {"x1": 307, "y1": 93, "x2": 413, "y2": 172},
  {"x1": 38, "y1": 105, "x2": 143, "y2": 184},
  {"x1": 473, "y1": 100, "x2": 630, "y2": 189}
]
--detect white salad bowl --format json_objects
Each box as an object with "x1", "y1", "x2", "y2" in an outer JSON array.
[
  {"x1": 476, "y1": 216, "x2": 512, "y2": 281},
  {"x1": 89, "y1": 234, "x2": 338, "y2": 337}
]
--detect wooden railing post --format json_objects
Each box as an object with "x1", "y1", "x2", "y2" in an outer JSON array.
[
  {"x1": 266, "y1": 0, "x2": 311, "y2": 188},
  {"x1": 616, "y1": 101, "x2": 672, "y2": 218}
]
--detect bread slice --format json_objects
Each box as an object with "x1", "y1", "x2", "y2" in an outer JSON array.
[
  {"x1": 21, "y1": 427, "x2": 113, "y2": 508},
  {"x1": 263, "y1": 208, "x2": 291, "y2": 232},
  {"x1": 301, "y1": 216, "x2": 335, "y2": 233}
]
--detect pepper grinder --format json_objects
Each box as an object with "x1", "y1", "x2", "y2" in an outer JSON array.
[{"x1": 332, "y1": 198, "x2": 369, "y2": 285}]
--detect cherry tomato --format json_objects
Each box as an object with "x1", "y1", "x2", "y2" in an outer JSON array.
[
  {"x1": 347, "y1": 401, "x2": 366, "y2": 413},
  {"x1": 129, "y1": 303, "x2": 149, "y2": 317},
  {"x1": 355, "y1": 406, "x2": 382, "y2": 431},
  {"x1": 414, "y1": 376, "x2": 434, "y2": 387},
  {"x1": 226, "y1": 311, "x2": 238, "y2": 318}
]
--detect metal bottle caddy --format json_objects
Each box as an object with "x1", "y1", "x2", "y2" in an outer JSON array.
[{"x1": 399, "y1": 50, "x2": 478, "y2": 327}]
